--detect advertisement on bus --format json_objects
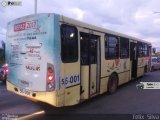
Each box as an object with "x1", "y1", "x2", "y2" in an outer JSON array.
[{"x1": 6, "y1": 13, "x2": 61, "y2": 92}]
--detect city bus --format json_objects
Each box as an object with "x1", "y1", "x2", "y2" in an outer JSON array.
[{"x1": 6, "y1": 13, "x2": 151, "y2": 107}]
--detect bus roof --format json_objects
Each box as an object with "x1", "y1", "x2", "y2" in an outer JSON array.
[{"x1": 61, "y1": 14, "x2": 151, "y2": 46}]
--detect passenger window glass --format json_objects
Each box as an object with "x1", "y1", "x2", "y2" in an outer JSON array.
[
  {"x1": 61, "y1": 24, "x2": 78, "y2": 63},
  {"x1": 143, "y1": 44, "x2": 148, "y2": 57},
  {"x1": 80, "y1": 33, "x2": 98, "y2": 65},
  {"x1": 120, "y1": 37, "x2": 129, "y2": 58},
  {"x1": 105, "y1": 35, "x2": 119, "y2": 59},
  {"x1": 80, "y1": 33, "x2": 89, "y2": 65},
  {"x1": 138, "y1": 42, "x2": 149, "y2": 57},
  {"x1": 138, "y1": 42, "x2": 143, "y2": 57}
]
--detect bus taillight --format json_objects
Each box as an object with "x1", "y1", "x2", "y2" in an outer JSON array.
[
  {"x1": 48, "y1": 75, "x2": 54, "y2": 81},
  {"x1": 46, "y1": 63, "x2": 55, "y2": 91},
  {"x1": 47, "y1": 67, "x2": 54, "y2": 81},
  {"x1": 6, "y1": 69, "x2": 9, "y2": 72}
]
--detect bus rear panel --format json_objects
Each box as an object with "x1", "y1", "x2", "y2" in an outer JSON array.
[{"x1": 6, "y1": 13, "x2": 61, "y2": 106}]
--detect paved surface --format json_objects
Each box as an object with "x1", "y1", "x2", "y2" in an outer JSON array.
[{"x1": 0, "y1": 71, "x2": 160, "y2": 119}]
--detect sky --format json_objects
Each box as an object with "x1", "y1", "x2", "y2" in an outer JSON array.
[{"x1": 0, "y1": 0, "x2": 160, "y2": 51}]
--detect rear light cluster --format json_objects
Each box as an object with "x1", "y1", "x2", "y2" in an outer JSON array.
[
  {"x1": 48, "y1": 67, "x2": 54, "y2": 81},
  {"x1": 3, "y1": 64, "x2": 9, "y2": 73},
  {"x1": 4, "y1": 68, "x2": 9, "y2": 73},
  {"x1": 46, "y1": 63, "x2": 55, "y2": 91}
]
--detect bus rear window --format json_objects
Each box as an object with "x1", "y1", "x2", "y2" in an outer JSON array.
[{"x1": 61, "y1": 24, "x2": 78, "y2": 63}]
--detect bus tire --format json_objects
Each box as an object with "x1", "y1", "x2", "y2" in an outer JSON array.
[
  {"x1": 108, "y1": 73, "x2": 118, "y2": 94},
  {"x1": 144, "y1": 66, "x2": 147, "y2": 73},
  {"x1": 151, "y1": 66, "x2": 154, "y2": 72},
  {"x1": 3, "y1": 75, "x2": 7, "y2": 84},
  {"x1": 2, "y1": 79, "x2": 6, "y2": 84}
]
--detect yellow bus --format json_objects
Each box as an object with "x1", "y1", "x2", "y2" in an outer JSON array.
[{"x1": 6, "y1": 13, "x2": 151, "y2": 107}]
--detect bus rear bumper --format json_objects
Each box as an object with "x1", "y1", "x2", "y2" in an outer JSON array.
[{"x1": 6, "y1": 81, "x2": 59, "y2": 107}]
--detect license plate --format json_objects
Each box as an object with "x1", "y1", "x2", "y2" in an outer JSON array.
[{"x1": 19, "y1": 88, "x2": 31, "y2": 96}]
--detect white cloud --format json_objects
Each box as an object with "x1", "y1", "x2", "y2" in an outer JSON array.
[
  {"x1": 134, "y1": 11, "x2": 149, "y2": 20},
  {"x1": 0, "y1": 28, "x2": 6, "y2": 34},
  {"x1": 0, "y1": 0, "x2": 160, "y2": 50},
  {"x1": 0, "y1": 28, "x2": 6, "y2": 44},
  {"x1": 68, "y1": 8, "x2": 84, "y2": 20},
  {"x1": 154, "y1": 18, "x2": 160, "y2": 24}
]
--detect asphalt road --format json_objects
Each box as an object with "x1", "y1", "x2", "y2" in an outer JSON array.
[{"x1": 1, "y1": 71, "x2": 160, "y2": 120}]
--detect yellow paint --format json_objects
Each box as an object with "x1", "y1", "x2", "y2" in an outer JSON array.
[
  {"x1": 80, "y1": 66, "x2": 89, "y2": 99},
  {"x1": 57, "y1": 88, "x2": 65, "y2": 107},
  {"x1": 137, "y1": 67, "x2": 144, "y2": 77},
  {"x1": 137, "y1": 58, "x2": 145, "y2": 77},
  {"x1": 64, "y1": 85, "x2": 80, "y2": 106},
  {"x1": 7, "y1": 81, "x2": 58, "y2": 106},
  {"x1": 130, "y1": 61, "x2": 132, "y2": 80},
  {"x1": 90, "y1": 64, "x2": 97, "y2": 96},
  {"x1": 118, "y1": 71, "x2": 130, "y2": 85},
  {"x1": 61, "y1": 61, "x2": 80, "y2": 106},
  {"x1": 100, "y1": 77, "x2": 108, "y2": 94}
]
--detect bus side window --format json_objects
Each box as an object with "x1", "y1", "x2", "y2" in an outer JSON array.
[
  {"x1": 105, "y1": 35, "x2": 119, "y2": 59},
  {"x1": 120, "y1": 37, "x2": 129, "y2": 59},
  {"x1": 61, "y1": 24, "x2": 78, "y2": 63},
  {"x1": 143, "y1": 44, "x2": 148, "y2": 57},
  {"x1": 138, "y1": 42, "x2": 143, "y2": 57}
]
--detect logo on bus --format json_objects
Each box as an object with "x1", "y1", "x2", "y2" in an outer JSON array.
[
  {"x1": 14, "y1": 20, "x2": 38, "y2": 32},
  {"x1": 26, "y1": 64, "x2": 40, "y2": 71},
  {"x1": 19, "y1": 80, "x2": 29, "y2": 87}
]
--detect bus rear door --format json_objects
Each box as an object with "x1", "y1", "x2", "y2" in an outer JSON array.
[
  {"x1": 80, "y1": 32, "x2": 100, "y2": 99},
  {"x1": 130, "y1": 41, "x2": 138, "y2": 79}
]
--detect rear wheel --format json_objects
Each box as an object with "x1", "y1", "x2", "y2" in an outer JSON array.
[
  {"x1": 144, "y1": 66, "x2": 147, "y2": 73},
  {"x1": 108, "y1": 73, "x2": 118, "y2": 94},
  {"x1": 151, "y1": 66, "x2": 154, "y2": 72},
  {"x1": 2, "y1": 75, "x2": 7, "y2": 84}
]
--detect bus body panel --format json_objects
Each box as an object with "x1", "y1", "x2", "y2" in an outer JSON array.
[
  {"x1": 6, "y1": 13, "x2": 61, "y2": 92},
  {"x1": 137, "y1": 57, "x2": 149, "y2": 77},
  {"x1": 7, "y1": 81, "x2": 58, "y2": 106}
]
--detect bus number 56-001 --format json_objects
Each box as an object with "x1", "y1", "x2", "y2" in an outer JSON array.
[{"x1": 61, "y1": 74, "x2": 80, "y2": 87}]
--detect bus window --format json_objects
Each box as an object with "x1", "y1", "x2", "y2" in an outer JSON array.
[
  {"x1": 138, "y1": 42, "x2": 143, "y2": 57},
  {"x1": 143, "y1": 44, "x2": 148, "y2": 57},
  {"x1": 80, "y1": 33, "x2": 98, "y2": 65},
  {"x1": 61, "y1": 24, "x2": 78, "y2": 63},
  {"x1": 90, "y1": 37, "x2": 97, "y2": 64},
  {"x1": 105, "y1": 35, "x2": 119, "y2": 59},
  {"x1": 120, "y1": 37, "x2": 129, "y2": 58},
  {"x1": 80, "y1": 33, "x2": 89, "y2": 65}
]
